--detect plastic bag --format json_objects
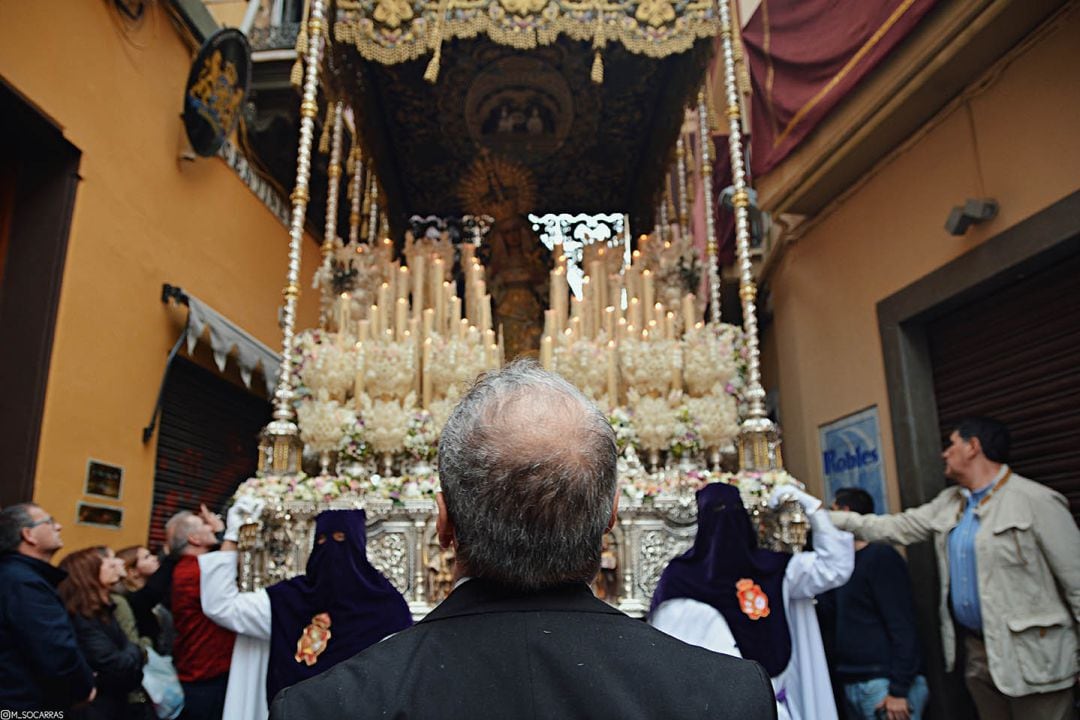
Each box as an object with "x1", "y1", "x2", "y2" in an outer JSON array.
[{"x1": 142, "y1": 647, "x2": 185, "y2": 720}]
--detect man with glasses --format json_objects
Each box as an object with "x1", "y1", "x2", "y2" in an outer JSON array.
[{"x1": 0, "y1": 503, "x2": 96, "y2": 710}]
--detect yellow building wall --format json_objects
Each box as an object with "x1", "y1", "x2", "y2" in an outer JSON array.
[
  {"x1": 0, "y1": 2, "x2": 322, "y2": 553},
  {"x1": 766, "y1": 10, "x2": 1080, "y2": 508}
]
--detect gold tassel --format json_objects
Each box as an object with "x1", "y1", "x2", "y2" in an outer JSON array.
[
  {"x1": 424, "y1": 0, "x2": 450, "y2": 84},
  {"x1": 291, "y1": 0, "x2": 310, "y2": 89},
  {"x1": 591, "y1": 2, "x2": 604, "y2": 85},
  {"x1": 290, "y1": 57, "x2": 304, "y2": 87},
  {"x1": 423, "y1": 46, "x2": 442, "y2": 84},
  {"x1": 318, "y1": 104, "x2": 334, "y2": 154}
]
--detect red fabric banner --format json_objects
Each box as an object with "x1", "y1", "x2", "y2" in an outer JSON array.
[{"x1": 742, "y1": 0, "x2": 939, "y2": 176}]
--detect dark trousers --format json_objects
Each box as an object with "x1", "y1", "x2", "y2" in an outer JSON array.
[{"x1": 180, "y1": 673, "x2": 228, "y2": 720}]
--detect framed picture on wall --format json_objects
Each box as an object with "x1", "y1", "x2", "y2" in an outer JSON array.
[
  {"x1": 76, "y1": 502, "x2": 123, "y2": 530},
  {"x1": 819, "y1": 406, "x2": 889, "y2": 514},
  {"x1": 84, "y1": 459, "x2": 123, "y2": 500}
]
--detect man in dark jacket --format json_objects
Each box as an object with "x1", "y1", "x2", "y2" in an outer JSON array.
[
  {"x1": 271, "y1": 361, "x2": 777, "y2": 720},
  {"x1": 819, "y1": 489, "x2": 927, "y2": 720},
  {"x1": 0, "y1": 503, "x2": 96, "y2": 710}
]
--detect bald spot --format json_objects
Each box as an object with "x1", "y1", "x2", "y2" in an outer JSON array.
[{"x1": 477, "y1": 384, "x2": 597, "y2": 478}]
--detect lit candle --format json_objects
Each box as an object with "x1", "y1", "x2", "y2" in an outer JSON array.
[
  {"x1": 480, "y1": 295, "x2": 492, "y2": 333},
  {"x1": 449, "y1": 296, "x2": 462, "y2": 328},
  {"x1": 395, "y1": 297, "x2": 408, "y2": 340},
  {"x1": 642, "y1": 270, "x2": 655, "y2": 324},
  {"x1": 666, "y1": 311, "x2": 676, "y2": 341},
  {"x1": 422, "y1": 339, "x2": 433, "y2": 409},
  {"x1": 541, "y1": 335, "x2": 553, "y2": 370},
  {"x1": 397, "y1": 265, "x2": 410, "y2": 301},
  {"x1": 422, "y1": 307, "x2": 435, "y2": 340},
  {"x1": 368, "y1": 305, "x2": 380, "y2": 341},
  {"x1": 412, "y1": 254, "x2": 426, "y2": 315},
  {"x1": 617, "y1": 317, "x2": 627, "y2": 341},
  {"x1": 628, "y1": 297, "x2": 642, "y2": 330},
  {"x1": 458, "y1": 318, "x2": 468, "y2": 341},
  {"x1": 353, "y1": 344, "x2": 365, "y2": 409},
  {"x1": 604, "y1": 306, "x2": 615, "y2": 339},
  {"x1": 431, "y1": 258, "x2": 444, "y2": 305},
  {"x1": 437, "y1": 281, "x2": 449, "y2": 332},
  {"x1": 606, "y1": 341, "x2": 618, "y2": 407},
  {"x1": 682, "y1": 293, "x2": 696, "y2": 338},
  {"x1": 378, "y1": 283, "x2": 391, "y2": 330},
  {"x1": 337, "y1": 293, "x2": 351, "y2": 345}
]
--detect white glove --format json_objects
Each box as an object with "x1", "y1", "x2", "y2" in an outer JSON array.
[
  {"x1": 767, "y1": 485, "x2": 823, "y2": 515},
  {"x1": 223, "y1": 495, "x2": 265, "y2": 542}
]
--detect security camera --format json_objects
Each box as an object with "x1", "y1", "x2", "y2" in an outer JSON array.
[{"x1": 945, "y1": 198, "x2": 998, "y2": 236}]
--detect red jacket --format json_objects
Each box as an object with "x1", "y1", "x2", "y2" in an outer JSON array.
[{"x1": 171, "y1": 554, "x2": 234, "y2": 682}]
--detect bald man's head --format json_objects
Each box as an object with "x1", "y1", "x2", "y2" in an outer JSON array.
[{"x1": 437, "y1": 360, "x2": 618, "y2": 590}]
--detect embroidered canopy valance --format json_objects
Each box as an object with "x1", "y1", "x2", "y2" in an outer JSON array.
[{"x1": 333, "y1": 0, "x2": 721, "y2": 67}]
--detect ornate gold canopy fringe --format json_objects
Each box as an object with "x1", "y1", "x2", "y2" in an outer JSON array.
[{"x1": 333, "y1": 0, "x2": 721, "y2": 68}]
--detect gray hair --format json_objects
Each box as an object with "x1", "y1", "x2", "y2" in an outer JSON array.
[
  {"x1": 437, "y1": 359, "x2": 618, "y2": 589},
  {"x1": 164, "y1": 511, "x2": 201, "y2": 555},
  {"x1": 0, "y1": 503, "x2": 37, "y2": 555}
]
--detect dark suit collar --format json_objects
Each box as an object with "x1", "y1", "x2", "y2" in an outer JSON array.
[
  {"x1": 421, "y1": 577, "x2": 624, "y2": 624},
  {"x1": 1, "y1": 552, "x2": 67, "y2": 586}
]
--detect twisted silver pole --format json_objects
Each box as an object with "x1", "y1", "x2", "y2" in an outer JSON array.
[
  {"x1": 718, "y1": 0, "x2": 779, "y2": 469},
  {"x1": 676, "y1": 136, "x2": 690, "y2": 237},
  {"x1": 348, "y1": 143, "x2": 364, "y2": 246},
  {"x1": 698, "y1": 91, "x2": 721, "y2": 323},
  {"x1": 366, "y1": 162, "x2": 380, "y2": 244},
  {"x1": 270, "y1": 0, "x2": 326, "y2": 430}
]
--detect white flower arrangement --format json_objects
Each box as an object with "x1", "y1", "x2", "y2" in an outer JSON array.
[
  {"x1": 362, "y1": 341, "x2": 416, "y2": 401},
  {"x1": 609, "y1": 407, "x2": 639, "y2": 455},
  {"x1": 361, "y1": 392, "x2": 415, "y2": 455},
  {"x1": 668, "y1": 405, "x2": 703, "y2": 458},
  {"x1": 296, "y1": 390, "x2": 355, "y2": 452},
  {"x1": 553, "y1": 339, "x2": 609, "y2": 402},
  {"x1": 619, "y1": 338, "x2": 677, "y2": 397},
  {"x1": 403, "y1": 410, "x2": 438, "y2": 461}
]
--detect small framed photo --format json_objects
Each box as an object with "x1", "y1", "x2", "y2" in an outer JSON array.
[
  {"x1": 85, "y1": 459, "x2": 124, "y2": 500},
  {"x1": 76, "y1": 502, "x2": 124, "y2": 530}
]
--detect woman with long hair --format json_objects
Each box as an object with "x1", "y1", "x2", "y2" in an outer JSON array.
[
  {"x1": 116, "y1": 545, "x2": 175, "y2": 655},
  {"x1": 59, "y1": 547, "x2": 149, "y2": 720}
]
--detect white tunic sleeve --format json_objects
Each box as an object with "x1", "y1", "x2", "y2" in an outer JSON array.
[
  {"x1": 783, "y1": 510, "x2": 855, "y2": 600},
  {"x1": 198, "y1": 551, "x2": 272, "y2": 639},
  {"x1": 649, "y1": 598, "x2": 742, "y2": 657}
]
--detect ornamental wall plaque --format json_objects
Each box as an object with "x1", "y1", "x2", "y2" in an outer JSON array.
[{"x1": 183, "y1": 28, "x2": 252, "y2": 157}]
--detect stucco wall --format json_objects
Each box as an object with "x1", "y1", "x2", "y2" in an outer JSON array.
[
  {"x1": 765, "y1": 9, "x2": 1080, "y2": 507},
  {"x1": 0, "y1": 1, "x2": 322, "y2": 552}
]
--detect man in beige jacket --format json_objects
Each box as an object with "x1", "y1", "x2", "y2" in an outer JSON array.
[{"x1": 830, "y1": 417, "x2": 1079, "y2": 719}]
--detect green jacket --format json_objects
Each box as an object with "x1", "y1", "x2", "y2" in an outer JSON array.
[{"x1": 831, "y1": 470, "x2": 1080, "y2": 697}]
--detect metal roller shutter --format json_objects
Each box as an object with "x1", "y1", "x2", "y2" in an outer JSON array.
[
  {"x1": 148, "y1": 357, "x2": 271, "y2": 551},
  {"x1": 927, "y1": 247, "x2": 1080, "y2": 519}
]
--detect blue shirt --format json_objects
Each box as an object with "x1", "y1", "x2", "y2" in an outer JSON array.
[{"x1": 948, "y1": 467, "x2": 1007, "y2": 631}]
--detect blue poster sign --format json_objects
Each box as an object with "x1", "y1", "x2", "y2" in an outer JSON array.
[{"x1": 819, "y1": 406, "x2": 888, "y2": 514}]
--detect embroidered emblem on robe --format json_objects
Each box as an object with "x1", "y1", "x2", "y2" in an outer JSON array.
[
  {"x1": 295, "y1": 612, "x2": 332, "y2": 666},
  {"x1": 736, "y1": 578, "x2": 770, "y2": 620}
]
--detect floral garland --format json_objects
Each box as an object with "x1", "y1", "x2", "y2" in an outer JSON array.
[
  {"x1": 668, "y1": 405, "x2": 702, "y2": 458},
  {"x1": 618, "y1": 462, "x2": 803, "y2": 509},
  {"x1": 337, "y1": 414, "x2": 371, "y2": 466},
  {"x1": 403, "y1": 410, "x2": 437, "y2": 461},
  {"x1": 608, "y1": 407, "x2": 639, "y2": 455},
  {"x1": 234, "y1": 473, "x2": 362, "y2": 505}
]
